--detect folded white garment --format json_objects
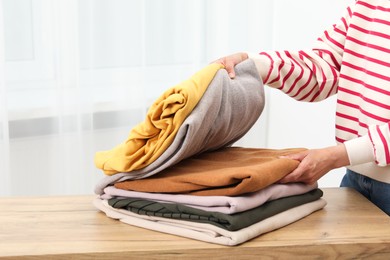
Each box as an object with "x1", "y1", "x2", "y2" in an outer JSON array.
[
  {"x1": 93, "y1": 198, "x2": 326, "y2": 246},
  {"x1": 101, "y1": 182, "x2": 318, "y2": 214}
]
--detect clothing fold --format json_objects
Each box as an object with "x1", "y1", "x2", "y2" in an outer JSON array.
[
  {"x1": 94, "y1": 197, "x2": 327, "y2": 246},
  {"x1": 100, "y1": 182, "x2": 318, "y2": 214},
  {"x1": 113, "y1": 147, "x2": 307, "y2": 196},
  {"x1": 92, "y1": 59, "x2": 325, "y2": 246},
  {"x1": 94, "y1": 59, "x2": 265, "y2": 189},
  {"x1": 108, "y1": 188, "x2": 323, "y2": 231},
  {"x1": 95, "y1": 63, "x2": 224, "y2": 175}
]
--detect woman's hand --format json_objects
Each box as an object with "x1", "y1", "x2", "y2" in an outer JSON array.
[
  {"x1": 278, "y1": 144, "x2": 350, "y2": 184},
  {"x1": 212, "y1": 52, "x2": 248, "y2": 78}
]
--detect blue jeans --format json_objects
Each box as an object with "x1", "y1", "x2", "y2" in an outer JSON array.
[{"x1": 340, "y1": 169, "x2": 390, "y2": 216}]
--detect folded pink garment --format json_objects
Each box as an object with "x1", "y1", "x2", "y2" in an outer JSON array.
[
  {"x1": 93, "y1": 198, "x2": 326, "y2": 246},
  {"x1": 101, "y1": 182, "x2": 318, "y2": 214}
]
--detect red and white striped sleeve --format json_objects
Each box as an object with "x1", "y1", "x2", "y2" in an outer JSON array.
[
  {"x1": 249, "y1": 5, "x2": 353, "y2": 102},
  {"x1": 250, "y1": 1, "x2": 390, "y2": 170}
]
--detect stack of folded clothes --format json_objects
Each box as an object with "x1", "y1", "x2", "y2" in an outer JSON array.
[{"x1": 93, "y1": 59, "x2": 327, "y2": 246}]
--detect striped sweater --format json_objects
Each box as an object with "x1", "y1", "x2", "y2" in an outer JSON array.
[{"x1": 249, "y1": 0, "x2": 390, "y2": 184}]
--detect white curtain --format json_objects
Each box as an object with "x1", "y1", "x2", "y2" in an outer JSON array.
[
  {"x1": 0, "y1": 0, "x2": 274, "y2": 196},
  {"x1": 0, "y1": 0, "x2": 355, "y2": 196}
]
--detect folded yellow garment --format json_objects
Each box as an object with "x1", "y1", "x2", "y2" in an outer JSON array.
[{"x1": 95, "y1": 63, "x2": 224, "y2": 175}]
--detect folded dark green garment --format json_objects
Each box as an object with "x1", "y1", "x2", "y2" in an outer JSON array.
[{"x1": 108, "y1": 188, "x2": 323, "y2": 231}]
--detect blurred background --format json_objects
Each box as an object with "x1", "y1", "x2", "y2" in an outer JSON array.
[{"x1": 0, "y1": 0, "x2": 354, "y2": 196}]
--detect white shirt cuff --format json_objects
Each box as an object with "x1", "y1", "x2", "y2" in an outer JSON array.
[{"x1": 343, "y1": 135, "x2": 375, "y2": 166}]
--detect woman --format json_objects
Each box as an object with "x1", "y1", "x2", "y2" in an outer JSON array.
[{"x1": 214, "y1": 0, "x2": 390, "y2": 215}]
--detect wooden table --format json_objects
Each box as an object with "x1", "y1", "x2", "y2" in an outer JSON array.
[{"x1": 0, "y1": 188, "x2": 389, "y2": 259}]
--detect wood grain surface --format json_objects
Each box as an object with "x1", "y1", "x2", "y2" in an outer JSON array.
[{"x1": 0, "y1": 187, "x2": 389, "y2": 259}]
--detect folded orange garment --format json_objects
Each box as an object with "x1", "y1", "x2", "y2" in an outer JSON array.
[
  {"x1": 94, "y1": 63, "x2": 224, "y2": 175},
  {"x1": 114, "y1": 147, "x2": 306, "y2": 196}
]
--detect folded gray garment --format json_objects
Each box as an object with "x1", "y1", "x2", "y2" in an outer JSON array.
[{"x1": 95, "y1": 59, "x2": 265, "y2": 194}]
